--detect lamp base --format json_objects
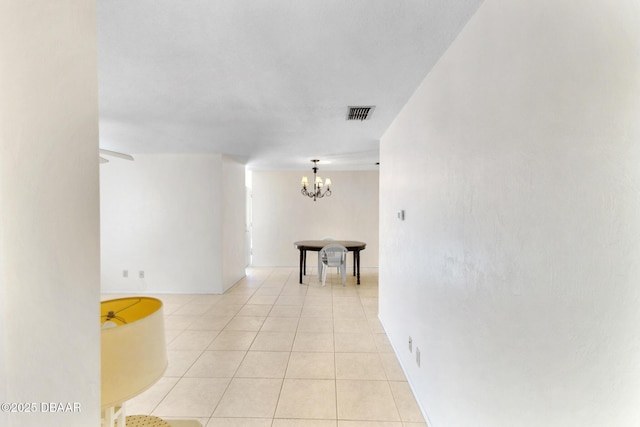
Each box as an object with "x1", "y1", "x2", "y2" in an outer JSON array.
[
  {"x1": 125, "y1": 416, "x2": 202, "y2": 427},
  {"x1": 164, "y1": 421, "x2": 203, "y2": 427},
  {"x1": 125, "y1": 415, "x2": 172, "y2": 426},
  {"x1": 101, "y1": 403, "x2": 125, "y2": 427}
]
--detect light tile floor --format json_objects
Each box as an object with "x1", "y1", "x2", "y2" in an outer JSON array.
[{"x1": 103, "y1": 267, "x2": 426, "y2": 427}]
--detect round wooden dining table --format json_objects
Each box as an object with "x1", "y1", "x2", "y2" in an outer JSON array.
[{"x1": 294, "y1": 240, "x2": 366, "y2": 284}]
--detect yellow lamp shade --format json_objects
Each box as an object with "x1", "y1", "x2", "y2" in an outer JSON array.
[{"x1": 100, "y1": 297, "x2": 167, "y2": 408}]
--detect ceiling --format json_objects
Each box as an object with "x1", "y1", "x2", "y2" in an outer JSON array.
[{"x1": 97, "y1": 0, "x2": 482, "y2": 171}]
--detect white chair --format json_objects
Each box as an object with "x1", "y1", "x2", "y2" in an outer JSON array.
[
  {"x1": 319, "y1": 244, "x2": 348, "y2": 286},
  {"x1": 317, "y1": 237, "x2": 336, "y2": 280}
]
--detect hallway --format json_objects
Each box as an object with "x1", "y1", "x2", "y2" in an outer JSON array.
[{"x1": 103, "y1": 267, "x2": 426, "y2": 426}]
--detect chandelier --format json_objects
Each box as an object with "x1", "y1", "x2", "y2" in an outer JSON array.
[{"x1": 301, "y1": 159, "x2": 332, "y2": 201}]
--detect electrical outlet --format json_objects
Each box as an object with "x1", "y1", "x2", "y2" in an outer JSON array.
[
  {"x1": 409, "y1": 336, "x2": 413, "y2": 352},
  {"x1": 139, "y1": 270, "x2": 144, "y2": 279},
  {"x1": 416, "y1": 347, "x2": 421, "y2": 367},
  {"x1": 123, "y1": 270, "x2": 128, "y2": 278}
]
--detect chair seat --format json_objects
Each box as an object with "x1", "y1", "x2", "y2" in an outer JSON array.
[{"x1": 319, "y1": 243, "x2": 348, "y2": 286}]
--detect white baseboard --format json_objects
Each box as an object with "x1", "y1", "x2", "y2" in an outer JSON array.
[{"x1": 378, "y1": 314, "x2": 434, "y2": 427}]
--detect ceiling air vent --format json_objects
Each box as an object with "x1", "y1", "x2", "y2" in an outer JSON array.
[{"x1": 347, "y1": 106, "x2": 375, "y2": 121}]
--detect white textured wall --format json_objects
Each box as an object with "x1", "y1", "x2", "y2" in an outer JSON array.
[
  {"x1": 251, "y1": 170, "x2": 379, "y2": 268},
  {"x1": 0, "y1": 281, "x2": 5, "y2": 426},
  {"x1": 101, "y1": 153, "x2": 234, "y2": 294},
  {"x1": 380, "y1": 1, "x2": 640, "y2": 426},
  {"x1": 222, "y1": 157, "x2": 248, "y2": 292},
  {"x1": 0, "y1": 1, "x2": 101, "y2": 425}
]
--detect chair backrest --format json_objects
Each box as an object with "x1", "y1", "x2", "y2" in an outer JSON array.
[{"x1": 320, "y1": 244, "x2": 347, "y2": 267}]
